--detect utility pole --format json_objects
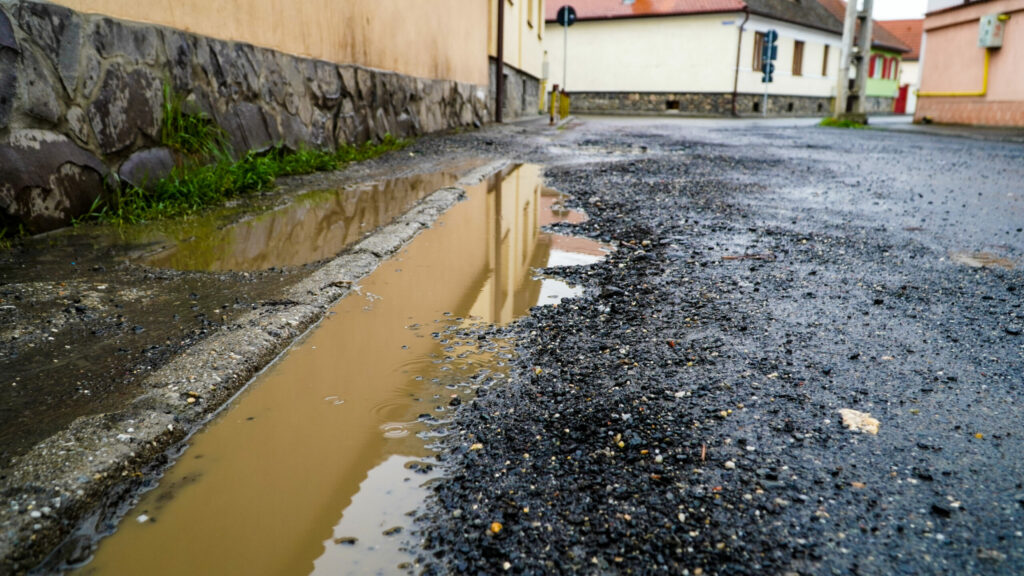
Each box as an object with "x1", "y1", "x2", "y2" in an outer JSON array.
[
  {"x1": 853, "y1": 0, "x2": 874, "y2": 118},
  {"x1": 834, "y1": 0, "x2": 873, "y2": 123}
]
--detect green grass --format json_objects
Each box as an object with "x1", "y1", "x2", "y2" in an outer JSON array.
[
  {"x1": 93, "y1": 137, "x2": 409, "y2": 225},
  {"x1": 819, "y1": 117, "x2": 868, "y2": 129},
  {"x1": 160, "y1": 85, "x2": 230, "y2": 161},
  {"x1": 76, "y1": 86, "x2": 410, "y2": 225}
]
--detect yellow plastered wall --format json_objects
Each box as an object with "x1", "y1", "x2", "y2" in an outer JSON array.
[
  {"x1": 489, "y1": 0, "x2": 546, "y2": 79},
  {"x1": 51, "y1": 0, "x2": 490, "y2": 86}
]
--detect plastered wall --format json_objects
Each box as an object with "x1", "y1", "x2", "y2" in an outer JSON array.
[{"x1": 50, "y1": 0, "x2": 490, "y2": 86}]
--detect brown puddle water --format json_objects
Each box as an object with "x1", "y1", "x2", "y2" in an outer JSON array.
[
  {"x1": 146, "y1": 172, "x2": 464, "y2": 272},
  {"x1": 73, "y1": 165, "x2": 609, "y2": 575}
]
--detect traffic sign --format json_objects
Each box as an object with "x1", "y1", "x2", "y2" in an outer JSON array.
[
  {"x1": 557, "y1": 5, "x2": 577, "y2": 27},
  {"x1": 761, "y1": 29, "x2": 778, "y2": 64}
]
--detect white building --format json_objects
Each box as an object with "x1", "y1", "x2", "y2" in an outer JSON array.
[{"x1": 543, "y1": 0, "x2": 844, "y2": 116}]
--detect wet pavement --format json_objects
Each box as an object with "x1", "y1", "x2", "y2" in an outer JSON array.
[
  {"x1": 0, "y1": 159, "x2": 478, "y2": 461},
  {"x1": 417, "y1": 117, "x2": 1024, "y2": 575},
  {"x1": 3, "y1": 115, "x2": 1024, "y2": 574}
]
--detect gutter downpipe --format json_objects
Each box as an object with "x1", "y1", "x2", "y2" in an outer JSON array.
[
  {"x1": 731, "y1": 8, "x2": 750, "y2": 117},
  {"x1": 496, "y1": 0, "x2": 505, "y2": 123}
]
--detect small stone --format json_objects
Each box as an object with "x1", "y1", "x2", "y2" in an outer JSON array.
[
  {"x1": 333, "y1": 536, "x2": 357, "y2": 545},
  {"x1": 469, "y1": 443, "x2": 483, "y2": 451},
  {"x1": 490, "y1": 521, "x2": 503, "y2": 534},
  {"x1": 136, "y1": 514, "x2": 149, "y2": 523},
  {"x1": 838, "y1": 409, "x2": 880, "y2": 435},
  {"x1": 724, "y1": 460, "x2": 736, "y2": 470}
]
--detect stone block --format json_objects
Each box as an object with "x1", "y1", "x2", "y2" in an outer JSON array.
[
  {"x1": 12, "y1": 1, "x2": 80, "y2": 97},
  {"x1": 356, "y1": 68, "x2": 373, "y2": 103},
  {"x1": 65, "y1": 105, "x2": 93, "y2": 145},
  {"x1": 118, "y1": 147, "x2": 174, "y2": 189},
  {"x1": 0, "y1": 5, "x2": 18, "y2": 52},
  {"x1": 279, "y1": 113, "x2": 309, "y2": 152},
  {"x1": 309, "y1": 108, "x2": 333, "y2": 151},
  {"x1": 88, "y1": 65, "x2": 162, "y2": 154},
  {"x1": 19, "y1": 48, "x2": 62, "y2": 125},
  {"x1": 163, "y1": 30, "x2": 193, "y2": 91},
  {"x1": 0, "y1": 50, "x2": 15, "y2": 130},
  {"x1": 0, "y1": 130, "x2": 107, "y2": 233},
  {"x1": 92, "y1": 16, "x2": 159, "y2": 65},
  {"x1": 231, "y1": 101, "x2": 273, "y2": 152},
  {"x1": 338, "y1": 66, "x2": 355, "y2": 99},
  {"x1": 312, "y1": 60, "x2": 342, "y2": 107}
]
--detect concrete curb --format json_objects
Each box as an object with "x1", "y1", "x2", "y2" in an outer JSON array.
[{"x1": 0, "y1": 160, "x2": 508, "y2": 574}]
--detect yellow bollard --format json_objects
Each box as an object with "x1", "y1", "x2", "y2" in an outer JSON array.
[{"x1": 559, "y1": 92, "x2": 570, "y2": 120}]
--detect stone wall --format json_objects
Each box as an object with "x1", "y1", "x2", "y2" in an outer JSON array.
[
  {"x1": 0, "y1": 0, "x2": 490, "y2": 234},
  {"x1": 861, "y1": 96, "x2": 895, "y2": 115},
  {"x1": 489, "y1": 58, "x2": 540, "y2": 121},
  {"x1": 566, "y1": 91, "x2": 835, "y2": 118}
]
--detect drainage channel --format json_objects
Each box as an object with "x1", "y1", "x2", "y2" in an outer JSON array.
[{"x1": 69, "y1": 164, "x2": 609, "y2": 575}]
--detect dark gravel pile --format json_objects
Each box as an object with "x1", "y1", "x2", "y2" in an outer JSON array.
[{"x1": 421, "y1": 123, "x2": 1024, "y2": 575}]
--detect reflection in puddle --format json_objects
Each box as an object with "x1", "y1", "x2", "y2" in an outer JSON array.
[
  {"x1": 949, "y1": 251, "x2": 1015, "y2": 269},
  {"x1": 79, "y1": 165, "x2": 609, "y2": 575},
  {"x1": 147, "y1": 172, "x2": 462, "y2": 272}
]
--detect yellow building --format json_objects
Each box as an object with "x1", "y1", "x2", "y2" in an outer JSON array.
[
  {"x1": 490, "y1": 0, "x2": 548, "y2": 119},
  {"x1": 0, "y1": 0, "x2": 550, "y2": 232}
]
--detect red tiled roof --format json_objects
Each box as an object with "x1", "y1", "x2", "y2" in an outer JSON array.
[
  {"x1": 545, "y1": 0, "x2": 746, "y2": 22},
  {"x1": 816, "y1": 0, "x2": 911, "y2": 53},
  {"x1": 878, "y1": 19, "x2": 923, "y2": 60}
]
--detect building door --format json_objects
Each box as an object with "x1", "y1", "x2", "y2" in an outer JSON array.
[{"x1": 894, "y1": 84, "x2": 909, "y2": 115}]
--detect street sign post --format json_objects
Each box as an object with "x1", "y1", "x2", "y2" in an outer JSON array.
[
  {"x1": 760, "y1": 29, "x2": 778, "y2": 117},
  {"x1": 557, "y1": 6, "x2": 576, "y2": 91}
]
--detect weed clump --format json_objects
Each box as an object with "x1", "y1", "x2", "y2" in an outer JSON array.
[
  {"x1": 86, "y1": 87, "x2": 410, "y2": 225},
  {"x1": 819, "y1": 117, "x2": 868, "y2": 129}
]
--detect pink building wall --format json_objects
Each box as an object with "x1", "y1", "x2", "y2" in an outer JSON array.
[{"x1": 916, "y1": 0, "x2": 1024, "y2": 126}]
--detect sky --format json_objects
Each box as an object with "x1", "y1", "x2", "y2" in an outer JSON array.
[{"x1": 872, "y1": 0, "x2": 929, "y2": 20}]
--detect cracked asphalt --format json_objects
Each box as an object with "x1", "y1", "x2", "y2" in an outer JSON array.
[{"x1": 420, "y1": 117, "x2": 1024, "y2": 575}]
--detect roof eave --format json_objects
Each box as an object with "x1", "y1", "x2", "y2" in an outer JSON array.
[
  {"x1": 745, "y1": 9, "x2": 842, "y2": 36},
  {"x1": 545, "y1": 9, "x2": 741, "y2": 25}
]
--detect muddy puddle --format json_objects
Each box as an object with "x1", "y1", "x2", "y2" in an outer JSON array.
[
  {"x1": 72, "y1": 165, "x2": 608, "y2": 575},
  {"x1": 146, "y1": 171, "x2": 463, "y2": 272}
]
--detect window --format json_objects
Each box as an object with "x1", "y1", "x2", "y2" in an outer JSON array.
[
  {"x1": 792, "y1": 40, "x2": 804, "y2": 76},
  {"x1": 890, "y1": 58, "x2": 899, "y2": 81},
  {"x1": 822, "y1": 45, "x2": 830, "y2": 76},
  {"x1": 753, "y1": 32, "x2": 765, "y2": 72},
  {"x1": 869, "y1": 54, "x2": 879, "y2": 78}
]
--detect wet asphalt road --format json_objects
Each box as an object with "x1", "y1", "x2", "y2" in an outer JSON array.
[{"x1": 422, "y1": 117, "x2": 1024, "y2": 575}]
